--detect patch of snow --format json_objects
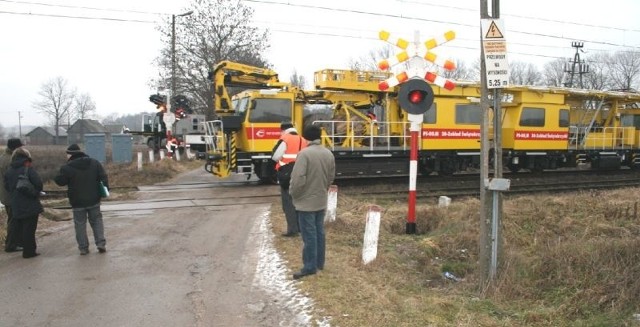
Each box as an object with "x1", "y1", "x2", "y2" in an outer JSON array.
[{"x1": 253, "y1": 210, "x2": 331, "y2": 327}]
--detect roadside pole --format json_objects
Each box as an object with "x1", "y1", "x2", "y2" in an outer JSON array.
[{"x1": 479, "y1": 0, "x2": 511, "y2": 288}]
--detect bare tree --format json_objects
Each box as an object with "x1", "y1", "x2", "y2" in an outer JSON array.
[
  {"x1": 509, "y1": 61, "x2": 541, "y2": 85},
  {"x1": 541, "y1": 58, "x2": 565, "y2": 87},
  {"x1": 348, "y1": 45, "x2": 393, "y2": 71},
  {"x1": 583, "y1": 52, "x2": 612, "y2": 90},
  {"x1": 289, "y1": 70, "x2": 306, "y2": 89},
  {"x1": 155, "y1": 0, "x2": 270, "y2": 119},
  {"x1": 33, "y1": 76, "x2": 76, "y2": 144},
  {"x1": 73, "y1": 92, "x2": 97, "y2": 121},
  {"x1": 608, "y1": 50, "x2": 640, "y2": 91},
  {"x1": 439, "y1": 59, "x2": 476, "y2": 81},
  {"x1": 469, "y1": 57, "x2": 482, "y2": 81}
]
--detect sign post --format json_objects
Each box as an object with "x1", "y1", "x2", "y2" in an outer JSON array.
[{"x1": 481, "y1": 18, "x2": 510, "y2": 280}]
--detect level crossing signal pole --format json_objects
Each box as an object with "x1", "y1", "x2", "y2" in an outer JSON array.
[{"x1": 377, "y1": 29, "x2": 457, "y2": 234}]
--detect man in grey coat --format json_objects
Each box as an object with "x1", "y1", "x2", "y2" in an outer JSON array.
[{"x1": 289, "y1": 125, "x2": 335, "y2": 280}]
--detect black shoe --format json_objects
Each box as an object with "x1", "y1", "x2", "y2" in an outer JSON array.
[
  {"x1": 98, "y1": 247, "x2": 106, "y2": 253},
  {"x1": 4, "y1": 246, "x2": 23, "y2": 253},
  {"x1": 281, "y1": 232, "x2": 298, "y2": 237},
  {"x1": 80, "y1": 249, "x2": 89, "y2": 255},
  {"x1": 23, "y1": 253, "x2": 40, "y2": 259},
  {"x1": 293, "y1": 270, "x2": 316, "y2": 280}
]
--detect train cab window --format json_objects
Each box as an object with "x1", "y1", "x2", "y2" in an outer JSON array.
[
  {"x1": 248, "y1": 98, "x2": 292, "y2": 123},
  {"x1": 620, "y1": 114, "x2": 640, "y2": 128},
  {"x1": 455, "y1": 104, "x2": 481, "y2": 124},
  {"x1": 423, "y1": 103, "x2": 437, "y2": 124},
  {"x1": 520, "y1": 107, "x2": 545, "y2": 127},
  {"x1": 235, "y1": 97, "x2": 250, "y2": 119},
  {"x1": 559, "y1": 109, "x2": 569, "y2": 127}
]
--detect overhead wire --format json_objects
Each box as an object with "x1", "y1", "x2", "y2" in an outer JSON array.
[
  {"x1": 243, "y1": 0, "x2": 640, "y2": 54},
  {"x1": 0, "y1": 10, "x2": 156, "y2": 23},
  {"x1": 0, "y1": 0, "x2": 166, "y2": 15},
  {"x1": 1, "y1": 0, "x2": 638, "y2": 61}
]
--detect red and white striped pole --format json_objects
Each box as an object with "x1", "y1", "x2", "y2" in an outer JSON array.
[{"x1": 406, "y1": 114, "x2": 422, "y2": 234}]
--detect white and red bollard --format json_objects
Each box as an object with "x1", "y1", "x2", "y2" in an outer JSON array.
[
  {"x1": 362, "y1": 205, "x2": 383, "y2": 265},
  {"x1": 325, "y1": 185, "x2": 338, "y2": 223}
]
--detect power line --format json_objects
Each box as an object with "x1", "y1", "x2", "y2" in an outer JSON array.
[
  {"x1": 2, "y1": 0, "x2": 638, "y2": 63},
  {"x1": 243, "y1": 0, "x2": 640, "y2": 51},
  {"x1": 0, "y1": 10, "x2": 157, "y2": 23},
  {"x1": 0, "y1": 0, "x2": 166, "y2": 16},
  {"x1": 400, "y1": 0, "x2": 640, "y2": 33}
]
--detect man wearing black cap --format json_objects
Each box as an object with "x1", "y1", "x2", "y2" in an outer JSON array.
[
  {"x1": 1, "y1": 138, "x2": 24, "y2": 252},
  {"x1": 272, "y1": 121, "x2": 307, "y2": 237},
  {"x1": 54, "y1": 144, "x2": 109, "y2": 255},
  {"x1": 289, "y1": 125, "x2": 335, "y2": 280}
]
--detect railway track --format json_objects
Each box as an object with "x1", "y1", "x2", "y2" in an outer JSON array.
[
  {"x1": 41, "y1": 168, "x2": 640, "y2": 203},
  {"x1": 340, "y1": 169, "x2": 640, "y2": 200}
]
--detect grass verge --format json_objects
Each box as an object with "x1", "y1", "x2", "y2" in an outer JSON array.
[{"x1": 271, "y1": 188, "x2": 640, "y2": 326}]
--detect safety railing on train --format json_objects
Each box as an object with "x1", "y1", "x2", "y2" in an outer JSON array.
[{"x1": 569, "y1": 126, "x2": 640, "y2": 151}]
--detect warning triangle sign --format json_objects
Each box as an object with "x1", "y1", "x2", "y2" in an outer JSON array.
[{"x1": 485, "y1": 21, "x2": 504, "y2": 39}]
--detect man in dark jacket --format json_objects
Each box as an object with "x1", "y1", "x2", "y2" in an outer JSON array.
[
  {"x1": 4, "y1": 147, "x2": 44, "y2": 258},
  {"x1": 54, "y1": 144, "x2": 109, "y2": 255},
  {"x1": 1, "y1": 138, "x2": 24, "y2": 252}
]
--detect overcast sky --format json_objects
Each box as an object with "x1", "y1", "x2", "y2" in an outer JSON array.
[{"x1": 1, "y1": 0, "x2": 639, "y2": 130}]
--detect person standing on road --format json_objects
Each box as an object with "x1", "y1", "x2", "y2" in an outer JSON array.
[
  {"x1": 289, "y1": 124, "x2": 335, "y2": 280},
  {"x1": 4, "y1": 147, "x2": 44, "y2": 258},
  {"x1": 54, "y1": 144, "x2": 109, "y2": 255},
  {"x1": 1, "y1": 138, "x2": 25, "y2": 253},
  {"x1": 272, "y1": 121, "x2": 307, "y2": 237}
]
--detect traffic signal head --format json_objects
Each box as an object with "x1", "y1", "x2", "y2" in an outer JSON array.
[
  {"x1": 398, "y1": 78, "x2": 434, "y2": 114},
  {"x1": 149, "y1": 94, "x2": 167, "y2": 106}
]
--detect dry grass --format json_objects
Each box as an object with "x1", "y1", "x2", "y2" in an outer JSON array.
[{"x1": 272, "y1": 188, "x2": 640, "y2": 326}]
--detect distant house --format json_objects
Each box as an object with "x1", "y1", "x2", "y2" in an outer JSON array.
[
  {"x1": 67, "y1": 119, "x2": 107, "y2": 144},
  {"x1": 25, "y1": 126, "x2": 68, "y2": 145},
  {"x1": 103, "y1": 124, "x2": 126, "y2": 142}
]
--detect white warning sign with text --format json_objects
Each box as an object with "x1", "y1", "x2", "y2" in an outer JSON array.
[{"x1": 481, "y1": 19, "x2": 510, "y2": 89}]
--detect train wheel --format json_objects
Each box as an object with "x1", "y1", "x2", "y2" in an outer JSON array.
[
  {"x1": 438, "y1": 164, "x2": 455, "y2": 176},
  {"x1": 419, "y1": 164, "x2": 433, "y2": 176},
  {"x1": 507, "y1": 163, "x2": 521, "y2": 173},
  {"x1": 530, "y1": 163, "x2": 544, "y2": 173}
]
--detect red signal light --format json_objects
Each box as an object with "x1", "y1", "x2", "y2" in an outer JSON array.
[
  {"x1": 398, "y1": 78, "x2": 434, "y2": 114},
  {"x1": 408, "y1": 90, "x2": 424, "y2": 104}
]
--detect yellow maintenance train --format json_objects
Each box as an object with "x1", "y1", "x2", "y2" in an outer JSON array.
[{"x1": 198, "y1": 60, "x2": 640, "y2": 182}]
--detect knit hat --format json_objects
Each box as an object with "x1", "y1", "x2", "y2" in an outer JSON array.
[
  {"x1": 66, "y1": 144, "x2": 82, "y2": 154},
  {"x1": 280, "y1": 121, "x2": 294, "y2": 130},
  {"x1": 7, "y1": 138, "x2": 23, "y2": 151}
]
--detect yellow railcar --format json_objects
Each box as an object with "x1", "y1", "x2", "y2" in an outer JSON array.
[{"x1": 202, "y1": 60, "x2": 640, "y2": 180}]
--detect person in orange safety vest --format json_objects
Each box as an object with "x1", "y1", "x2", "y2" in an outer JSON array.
[{"x1": 271, "y1": 121, "x2": 307, "y2": 237}]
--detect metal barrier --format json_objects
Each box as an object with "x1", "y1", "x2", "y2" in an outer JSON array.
[
  {"x1": 569, "y1": 125, "x2": 639, "y2": 151},
  {"x1": 313, "y1": 120, "x2": 413, "y2": 152}
]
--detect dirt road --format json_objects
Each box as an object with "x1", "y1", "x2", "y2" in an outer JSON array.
[{"x1": 0, "y1": 169, "x2": 319, "y2": 326}]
